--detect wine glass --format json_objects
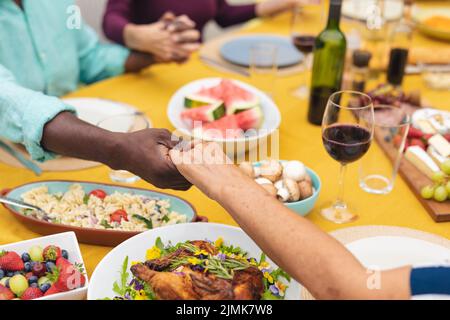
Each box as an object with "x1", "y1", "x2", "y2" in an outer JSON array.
[
  {"x1": 291, "y1": 2, "x2": 324, "y2": 98},
  {"x1": 321, "y1": 91, "x2": 374, "y2": 224},
  {"x1": 97, "y1": 113, "x2": 150, "y2": 184}
]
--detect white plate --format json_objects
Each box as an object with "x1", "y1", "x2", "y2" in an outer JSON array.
[
  {"x1": 347, "y1": 236, "x2": 450, "y2": 270},
  {"x1": 342, "y1": 0, "x2": 403, "y2": 22},
  {"x1": 88, "y1": 223, "x2": 301, "y2": 300},
  {"x1": 63, "y1": 98, "x2": 141, "y2": 132},
  {"x1": 167, "y1": 78, "x2": 281, "y2": 155},
  {"x1": 0, "y1": 232, "x2": 88, "y2": 300}
]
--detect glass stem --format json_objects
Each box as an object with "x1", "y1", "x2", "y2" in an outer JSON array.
[{"x1": 336, "y1": 164, "x2": 347, "y2": 207}]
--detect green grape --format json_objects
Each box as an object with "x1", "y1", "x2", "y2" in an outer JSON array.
[
  {"x1": 420, "y1": 185, "x2": 434, "y2": 199},
  {"x1": 441, "y1": 159, "x2": 450, "y2": 175},
  {"x1": 38, "y1": 276, "x2": 51, "y2": 286},
  {"x1": 9, "y1": 275, "x2": 28, "y2": 297},
  {"x1": 446, "y1": 181, "x2": 450, "y2": 196},
  {"x1": 0, "y1": 277, "x2": 10, "y2": 287},
  {"x1": 434, "y1": 186, "x2": 448, "y2": 202},
  {"x1": 28, "y1": 245, "x2": 43, "y2": 262},
  {"x1": 431, "y1": 171, "x2": 446, "y2": 183}
]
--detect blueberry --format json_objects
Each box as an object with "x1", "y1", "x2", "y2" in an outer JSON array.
[
  {"x1": 30, "y1": 283, "x2": 38, "y2": 288},
  {"x1": 61, "y1": 249, "x2": 69, "y2": 259},
  {"x1": 6, "y1": 271, "x2": 14, "y2": 277},
  {"x1": 21, "y1": 253, "x2": 31, "y2": 262},
  {"x1": 24, "y1": 261, "x2": 32, "y2": 272},
  {"x1": 13, "y1": 271, "x2": 22, "y2": 276},
  {"x1": 39, "y1": 283, "x2": 51, "y2": 293},
  {"x1": 0, "y1": 270, "x2": 4, "y2": 279},
  {"x1": 28, "y1": 275, "x2": 38, "y2": 284},
  {"x1": 45, "y1": 261, "x2": 56, "y2": 272}
]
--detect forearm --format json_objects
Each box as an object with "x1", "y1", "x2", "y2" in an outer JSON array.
[
  {"x1": 41, "y1": 111, "x2": 122, "y2": 167},
  {"x1": 216, "y1": 178, "x2": 410, "y2": 299},
  {"x1": 124, "y1": 51, "x2": 155, "y2": 73}
]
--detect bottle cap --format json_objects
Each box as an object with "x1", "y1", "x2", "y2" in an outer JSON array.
[{"x1": 352, "y1": 50, "x2": 372, "y2": 67}]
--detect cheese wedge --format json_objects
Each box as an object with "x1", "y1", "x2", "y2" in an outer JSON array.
[
  {"x1": 416, "y1": 119, "x2": 437, "y2": 135},
  {"x1": 427, "y1": 146, "x2": 448, "y2": 167},
  {"x1": 405, "y1": 146, "x2": 440, "y2": 179},
  {"x1": 428, "y1": 134, "x2": 450, "y2": 158}
]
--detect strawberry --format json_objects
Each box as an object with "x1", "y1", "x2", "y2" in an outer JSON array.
[
  {"x1": 0, "y1": 250, "x2": 24, "y2": 271},
  {"x1": 0, "y1": 284, "x2": 14, "y2": 300},
  {"x1": 407, "y1": 127, "x2": 424, "y2": 139},
  {"x1": 43, "y1": 245, "x2": 62, "y2": 261},
  {"x1": 50, "y1": 258, "x2": 85, "y2": 292},
  {"x1": 43, "y1": 284, "x2": 61, "y2": 296},
  {"x1": 444, "y1": 134, "x2": 450, "y2": 142},
  {"x1": 55, "y1": 257, "x2": 72, "y2": 268},
  {"x1": 110, "y1": 209, "x2": 128, "y2": 224},
  {"x1": 393, "y1": 135, "x2": 403, "y2": 148},
  {"x1": 21, "y1": 287, "x2": 43, "y2": 300},
  {"x1": 410, "y1": 138, "x2": 426, "y2": 150}
]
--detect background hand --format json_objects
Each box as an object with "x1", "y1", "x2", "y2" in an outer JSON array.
[
  {"x1": 123, "y1": 12, "x2": 200, "y2": 63},
  {"x1": 256, "y1": 0, "x2": 321, "y2": 17}
]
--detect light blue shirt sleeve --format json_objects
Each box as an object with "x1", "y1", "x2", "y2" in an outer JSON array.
[
  {"x1": 0, "y1": 64, "x2": 76, "y2": 162},
  {"x1": 76, "y1": 23, "x2": 130, "y2": 84}
]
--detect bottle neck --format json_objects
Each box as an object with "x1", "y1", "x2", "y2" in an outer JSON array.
[{"x1": 326, "y1": 1, "x2": 342, "y2": 29}]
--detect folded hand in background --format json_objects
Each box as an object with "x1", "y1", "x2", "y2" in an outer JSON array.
[{"x1": 124, "y1": 12, "x2": 201, "y2": 64}]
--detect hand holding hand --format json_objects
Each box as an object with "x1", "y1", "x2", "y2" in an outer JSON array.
[
  {"x1": 169, "y1": 142, "x2": 252, "y2": 200},
  {"x1": 124, "y1": 12, "x2": 200, "y2": 63},
  {"x1": 112, "y1": 129, "x2": 192, "y2": 190}
]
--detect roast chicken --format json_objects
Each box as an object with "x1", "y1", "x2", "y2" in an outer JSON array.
[{"x1": 130, "y1": 240, "x2": 264, "y2": 300}]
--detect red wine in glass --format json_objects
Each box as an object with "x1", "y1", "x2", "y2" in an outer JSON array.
[
  {"x1": 322, "y1": 124, "x2": 371, "y2": 164},
  {"x1": 292, "y1": 35, "x2": 316, "y2": 54}
]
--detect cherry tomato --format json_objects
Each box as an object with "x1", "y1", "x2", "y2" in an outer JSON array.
[
  {"x1": 89, "y1": 189, "x2": 107, "y2": 200},
  {"x1": 110, "y1": 209, "x2": 128, "y2": 223}
]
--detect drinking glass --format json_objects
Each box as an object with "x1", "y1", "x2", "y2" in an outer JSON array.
[
  {"x1": 97, "y1": 113, "x2": 150, "y2": 184},
  {"x1": 359, "y1": 105, "x2": 410, "y2": 194},
  {"x1": 321, "y1": 91, "x2": 375, "y2": 224},
  {"x1": 249, "y1": 43, "x2": 278, "y2": 98},
  {"x1": 290, "y1": 2, "x2": 324, "y2": 98}
]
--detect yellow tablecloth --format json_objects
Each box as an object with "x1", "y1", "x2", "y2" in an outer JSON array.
[{"x1": 1, "y1": 9, "x2": 449, "y2": 277}]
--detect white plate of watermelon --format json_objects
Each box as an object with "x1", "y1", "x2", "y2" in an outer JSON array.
[{"x1": 167, "y1": 78, "x2": 281, "y2": 147}]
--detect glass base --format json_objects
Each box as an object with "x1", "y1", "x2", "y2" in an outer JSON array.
[
  {"x1": 292, "y1": 85, "x2": 309, "y2": 99},
  {"x1": 320, "y1": 202, "x2": 358, "y2": 224},
  {"x1": 360, "y1": 175, "x2": 393, "y2": 195},
  {"x1": 109, "y1": 170, "x2": 141, "y2": 184}
]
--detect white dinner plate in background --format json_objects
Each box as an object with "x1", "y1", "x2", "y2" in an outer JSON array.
[{"x1": 63, "y1": 98, "x2": 145, "y2": 132}]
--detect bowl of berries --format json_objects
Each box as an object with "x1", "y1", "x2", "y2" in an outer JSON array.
[{"x1": 0, "y1": 232, "x2": 88, "y2": 300}]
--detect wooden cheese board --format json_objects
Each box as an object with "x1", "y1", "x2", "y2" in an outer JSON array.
[{"x1": 373, "y1": 119, "x2": 450, "y2": 223}]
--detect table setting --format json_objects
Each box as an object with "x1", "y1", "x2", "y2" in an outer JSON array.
[{"x1": 0, "y1": 0, "x2": 449, "y2": 301}]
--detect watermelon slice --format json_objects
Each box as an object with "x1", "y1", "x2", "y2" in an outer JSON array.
[
  {"x1": 193, "y1": 115, "x2": 243, "y2": 139},
  {"x1": 193, "y1": 79, "x2": 260, "y2": 115},
  {"x1": 181, "y1": 103, "x2": 226, "y2": 123},
  {"x1": 184, "y1": 94, "x2": 222, "y2": 109},
  {"x1": 216, "y1": 80, "x2": 260, "y2": 114},
  {"x1": 235, "y1": 106, "x2": 264, "y2": 130}
]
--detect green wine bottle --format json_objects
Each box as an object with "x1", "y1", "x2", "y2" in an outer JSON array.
[{"x1": 307, "y1": 0, "x2": 347, "y2": 125}]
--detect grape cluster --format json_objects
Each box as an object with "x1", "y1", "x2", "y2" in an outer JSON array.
[{"x1": 420, "y1": 160, "x2": 450, "y2": 202}]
